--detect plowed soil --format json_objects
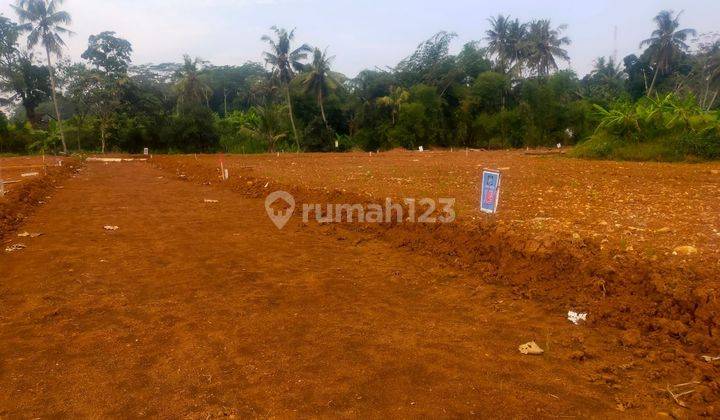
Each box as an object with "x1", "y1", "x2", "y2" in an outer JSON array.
[{"x1": 1, "y1": 152, "x2": 718, "y2": 417}]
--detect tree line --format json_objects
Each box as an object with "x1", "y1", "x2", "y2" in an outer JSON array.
[{"x1": 0, "y1": 0, "x2": 719, "y2": 159}]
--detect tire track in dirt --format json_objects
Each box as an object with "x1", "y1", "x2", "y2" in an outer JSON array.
[{"x1": 0, "y1": 161, "x2": 695, "y2": 416}]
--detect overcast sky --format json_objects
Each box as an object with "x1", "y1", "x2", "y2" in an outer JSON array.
[{"x1": 1, "y1": 0, "x2": 719, "y2": 78}]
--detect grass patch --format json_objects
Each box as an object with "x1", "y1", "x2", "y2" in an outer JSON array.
[{"x1": 571, "y1": 133, "x2": 718, "y2": 162}]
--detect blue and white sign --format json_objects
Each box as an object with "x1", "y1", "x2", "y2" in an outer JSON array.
[{"x1": 480, "y1": 170, "x2": 501, "y2": 214}]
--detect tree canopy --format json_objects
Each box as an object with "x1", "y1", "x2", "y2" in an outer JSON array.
[{"x1": 0, "y1": 7, "x2": 718, "y2": 160}]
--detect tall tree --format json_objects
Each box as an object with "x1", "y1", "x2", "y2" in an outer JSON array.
[
  {"x1": 86, "y1": 72, "x2": 122, "y2": 153},
  {"x1": 377, "y1": 86, "x2": 409, "y2": 125},
  {"x1": 0, "y1": 16, "x2": 51, "y2": 126},
  {"x1": 583, "y1": 56, "x2": 626, "y2": 104},
  {"x1": 0, "y1": 52, "x2": 51, "y2": 126},
  {"x1": 0, "y1": 16, "x2": 20, "y2": 66},
  {"x1": 261, "y1": 26, "x2": 311, "y2": 150},
  {"x1": 302, "y1": 48, "x2": 338, "y2": 129},
  {"x1": 396, "y1": 31, "x2": 458, "y2": 88},
  {"x1": 174, "y1": 55, "x2": 211, "y2": 113},
  {"x1": 81, "y1": 31, "x2": 132, "y2": 76},
  {"x1": 63, "y1": 63, "x2": 92, "y2": 150},
  {"x1": 705, "y1": 49, "x2": 720, "y2": 110},
  {"x1": 13, "y1": 0, "x2": 73, "y2": 154},
  {"x1": 485, "y1": 15, "x2": 526, "y2": 76},
  {"x1": 525, "y1": 19, "x2": 571, "y2": 77},
  {"x1": 456, "y1": 41, "x2": 492, "y2": 83},
  {"x1": 640, "y1": 10, "x2": 696, "y2": 97}
]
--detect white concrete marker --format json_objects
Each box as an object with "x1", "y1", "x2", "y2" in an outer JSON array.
[
  {"x1": 143, "y1": 147, "x2": 149, "y2": 155},
  {"x1": 419, "y1": 146, "x2": 424, "y2": 152}
]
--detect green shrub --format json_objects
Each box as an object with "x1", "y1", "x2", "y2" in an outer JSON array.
[
  {"x1": 581, "y1": 94, "x2": 720, "y2": 161},
  {"x1": 166, "y1": 107, "x2": 219, "y2": 152}
]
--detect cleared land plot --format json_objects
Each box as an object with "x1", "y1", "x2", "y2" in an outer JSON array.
[
  {"x1": 190, "y1": 150, "x2": 720, "y2": 268},
  {"x1": 0, "y1": 154, "x2": 718, "y2": 416}
]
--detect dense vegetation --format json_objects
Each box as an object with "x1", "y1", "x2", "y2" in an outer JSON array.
[{"x1": 0, "y1": 1, "x2": 719, "y2": 160}]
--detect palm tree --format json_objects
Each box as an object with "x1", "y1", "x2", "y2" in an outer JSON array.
[
  {"x1": 585, "y1": 56, "x2": 626, "y2": 103},
  {"x1": 302, "y1": 48, "x2": 338, "y2": 129},
  {"x1": 377, "y1": 87, "x2": 409, "y2": 125},
  {"x1": 13, "y1": 0, "x2": 73, "y2": 154},
  {"x1": 485, "y1": 15, "x2": 527, "y2": 76},
  {"x1": 525, "y1": 19, "x2": 571, "y2": 77},
  {"x1": 175, "y1": 55, "x2": 211, "y2": 113},
  {"x1": 706, "y1": 51, "x2": 720, "y2": 110},
  {"x1": 590, "y1": 56, "x2": 626, "y2": 85},
  {"x1": 247, "y1": 105, "x2": 287, "y2": 152},
  {"x1": 640, "y1": 10, "x2": 696, "y2": 97},
  {"x1": 261, "y1": 26, "x2": 311, "y2": 150}
]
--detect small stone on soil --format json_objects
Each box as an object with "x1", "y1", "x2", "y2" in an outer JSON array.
[{"x1": 518, "y1": 341, "x2": 544, "y2": 355}]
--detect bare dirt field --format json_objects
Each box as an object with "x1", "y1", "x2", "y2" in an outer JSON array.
[
  {"x1": 1, "y1": 156, "x2": 79, "y2": 241},
  {"x1": 1, "y1": 151, "x2": 719, "y2": 417},
  {"x1": 183, "y1": 150, "x2": 720, "y2": 267}
]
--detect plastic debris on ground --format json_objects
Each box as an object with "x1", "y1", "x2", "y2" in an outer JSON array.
[
  {"x1": 204, "y1": 199, "x2": 219, "y2": 203},
  {"x1": 104, "y1": 226, "x2": 119, "y2": 231},
  {"x1": 567, "y1": 311, "x2": 588, "y2": 325},
  {"x1": 17, "y1": 232, "x2": 43, "y2": 238},
  {"x1": 5, "y1": 244, "x2": 26, "y2": 252}
]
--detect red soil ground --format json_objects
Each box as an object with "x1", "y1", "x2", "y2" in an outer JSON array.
[
  {"x1": 0, "y1": 152, "x2": 718, "y2": 417},
  {"x1": 192, "y1": 150, "x2": 720, "y2": 267},
  {"x1": 0, "y1": 156, "x2": 80, "y2": 242}
]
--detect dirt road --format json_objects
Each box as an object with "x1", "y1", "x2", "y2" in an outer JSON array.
[{"x1": 0, "y1": 161, "x2": 682, "y2": 416}]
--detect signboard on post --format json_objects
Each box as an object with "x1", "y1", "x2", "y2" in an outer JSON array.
[{"x1": 480, "y1": 170, "x2": 501, "y2": 214}]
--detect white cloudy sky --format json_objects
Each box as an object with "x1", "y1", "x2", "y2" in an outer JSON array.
[{"x1": 2, "y1": 0, "x2": 719, "y2": 77}]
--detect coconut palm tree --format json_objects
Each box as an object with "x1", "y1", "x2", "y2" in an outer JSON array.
[
  {"x1": 585, "y1": 56, "x2": 626, "y2": 104},
  {"x1": 706, "y1": 51, "x2": 720, "y2": 110},
  {"x1": 261, "y1": 26, "x2": 311, "y2": 150},
  {"x1": 175, "y1": 55, "x2": 211, "y2": 113},
  {"x1": 377, "y1": 86, "x2": 409, "y2": 125},
  {"x1": 485, "y1": 15, "x2": 527, "y2": 76},
  {"x1": 247, "y1": 105, "x2": 287, "y2": 152},
  {"x1": 589, "y1": 56, "x2": 626, "y2": 87},
  {"x1": 13, "y1": 0, "x2": 73, "y2": 154},
  {"x1": 302, "y1": 48, "x2": 338, "y2": 129},
  {"x1": 525, "y1": 19, "x2": 571, "y2": 77},
  {"x1": 640, "y1": 10, "x2": 696, "y2": 97}
]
